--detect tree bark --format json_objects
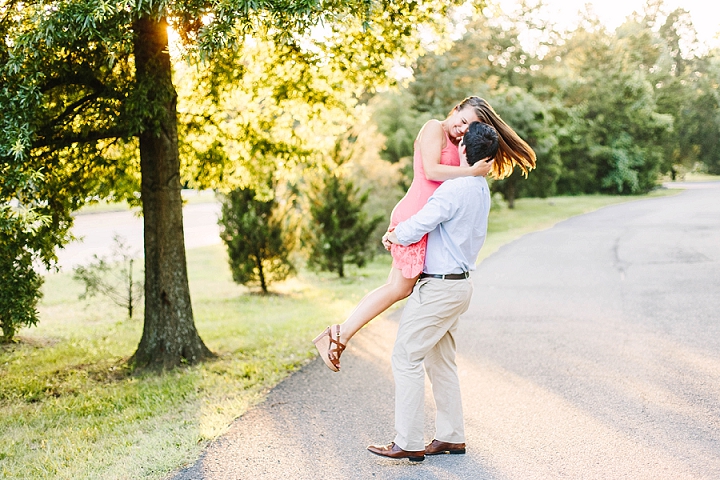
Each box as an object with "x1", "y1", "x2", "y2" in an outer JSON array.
[
  {"x1": 506, "y1": 177, "x2": 517, "y2": 209},
  {"x1": 255, "y1": 254, "x2": 267, "y2": 294},
  {"x1": 507, "y1": 187, "x2": 515, "y2": 209},
  {"x1": 130, "y1": 15, "x2": 213, "y2": 369}
]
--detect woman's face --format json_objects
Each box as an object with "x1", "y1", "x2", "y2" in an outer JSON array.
[{"x1": 446, "y1": 106, "x2": 480, "y2": 142}]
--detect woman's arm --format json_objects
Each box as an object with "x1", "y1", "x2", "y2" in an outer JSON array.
[{"x1": 418, "y1": 120, "x2": 492, "y2": 181}]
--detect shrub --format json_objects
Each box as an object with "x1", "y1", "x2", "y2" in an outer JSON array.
[
  {"x1": 0, "y1": 206, "x2": 48, "y2": 342},
  {"x1": 73, "y1": 235, "x2": 144, "y2": 319},
  {"x1": 218, "y1": 185, "x2": 296, "y2": 294},
  {"x1": 305, "y1": 169, "x2": 383, "y2": 278}
]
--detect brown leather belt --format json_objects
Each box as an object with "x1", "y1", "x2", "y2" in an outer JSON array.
[{"x1": 419, "y1": 272, "x2": 470, "y2": 280}]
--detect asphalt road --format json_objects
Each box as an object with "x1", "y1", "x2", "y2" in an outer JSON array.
[{"x1": 168, "y1": 183, "x2": 718, "y2": 479}]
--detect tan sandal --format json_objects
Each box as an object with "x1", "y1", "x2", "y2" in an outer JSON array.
[{"x1": 312, "y1": 325, "x2": 346, "y2": 372}]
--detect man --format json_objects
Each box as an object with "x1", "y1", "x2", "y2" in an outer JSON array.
[{"x1": 368, "y1": 121, "x2": 499, "y2": 461}]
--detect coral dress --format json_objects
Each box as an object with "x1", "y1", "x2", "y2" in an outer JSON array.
[{"x1": 389, "y1": 127, "x2": 460, "y2": 278}]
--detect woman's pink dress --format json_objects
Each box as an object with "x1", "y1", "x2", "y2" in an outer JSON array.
[{"x1": 389, "y1": 128, "x2": 460, "y2": 278}]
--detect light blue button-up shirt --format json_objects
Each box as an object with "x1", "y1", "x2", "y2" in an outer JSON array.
[{"x1": 394, "y1": 176, "x2": 491, "y2": 275}]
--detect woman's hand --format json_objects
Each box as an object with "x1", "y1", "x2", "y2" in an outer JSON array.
[
  {"x1": 381, "y1": 230, "x2": 399, "y2": 250},
  {"x1": 381, "y1": 232, "x2": 391, "y2": 250},
  {"x1": 469, "y1": 158, "x2": 495, "y2": 177}
]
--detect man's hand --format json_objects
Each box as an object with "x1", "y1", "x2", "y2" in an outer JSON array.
[
  {"x1": 469, "y1": 158, "x2": 495, "y2": 177},
  {"x1": 381, "y1": 230, "x2": 400, "y2": 250}
]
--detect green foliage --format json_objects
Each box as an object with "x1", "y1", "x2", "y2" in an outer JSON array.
[
  {"x1": 646, "y1": 9, "x2": 720, "y2": 176},
  {"x1": 371, "y1": 90, "x2": 432, "y2": 166},
  {"x1": 341, "y1": 118, "x2": 405, "y2": 246},
  {"x1": 0, "y1": 220, "x2": 43, "y2": 342},
  {"x1": 219, "y1": 184, "x2": 296, "y2": 293},
  {"x1": 305, "y1": 144, "x2": 384, "y2": 277},
  {"x1": 72, "y1": 235, "x2": 144, "y2": 319},
  {"x1": 551, "y1": 21, "x2": 673, "y2": 194},
  {"x1": 0, "y1": 199, "x2": 52, "y2": 342}
]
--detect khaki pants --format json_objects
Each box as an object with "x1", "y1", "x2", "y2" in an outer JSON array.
[{"x1": 391, "y1": 277, "x2": 473, "y2": 451}]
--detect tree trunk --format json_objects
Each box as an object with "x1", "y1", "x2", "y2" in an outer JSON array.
[
  {"x1": 128, "y1": 258, "x2": 133, "y2": 319},
  {"x1": 130, "y1": 15, "x2": 213, "y2": 369},
  {"x1": 506, "y1": 178, "x2": 516, "y2": 209},
  {"x1": 256, "y1": 254, "x2": 267, "y2": 294}
]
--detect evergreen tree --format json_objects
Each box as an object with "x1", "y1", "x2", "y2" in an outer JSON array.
[
  {"x1": 306, "y1": 140, "x2": 383, "y2": 278},
  {"x1": 219, "y1": 185, "x2": 296, "y2": 294}
]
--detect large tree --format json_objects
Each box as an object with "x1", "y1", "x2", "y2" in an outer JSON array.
[
  {"x1": 536, "y1": 7, "x2": 674, "y2": 195},
  {"x1": 648, "y1": 8, "x2": 720, "y2": 176},
  {"x1": 0, "y1": 0, "x2": 466, "y2": 365}
]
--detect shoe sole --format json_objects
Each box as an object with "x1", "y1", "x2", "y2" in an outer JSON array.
[
  {"x1": 312, "y1": 330, "x2": 339, "y2": 372},
  {"x1": 426, "y1": 449, "x2": 466, "y2": 455},
  {"x1": 367, "y1": 449, "x2": 425, "y2": 461}
]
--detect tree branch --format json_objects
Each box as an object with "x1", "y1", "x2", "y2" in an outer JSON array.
[
  {"x1": 41, "y1": 66, "x2": 106, "y2": 94},
  {"x1": 0, "y1": 0, "x2": 21, "y2": 28},
  {"x1": 48, "y1": 92, "x2": 102, "y2": 130},
  {"x1": 32, "y1": 128, "x2": 132, "y2": 150}
]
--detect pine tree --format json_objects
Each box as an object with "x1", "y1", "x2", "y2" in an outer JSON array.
[
  {"x1": 307, "y1": 169, "x2": 383, "y2": 278},
  {"x1": 219, "y1": 186, "x2": 296, "y2": 294}
]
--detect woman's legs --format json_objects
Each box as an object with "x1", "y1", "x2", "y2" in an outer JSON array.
[
  {"x1": 313, "y1": 267, "x2": 418, "y2": 372},
  {"x1": 337, "y1": 267, "x2": 418, "y2": 346}
]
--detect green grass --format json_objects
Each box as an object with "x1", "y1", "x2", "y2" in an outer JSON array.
[{"x1": 0, "y1": 191, "x2": 678, "y2": 479}]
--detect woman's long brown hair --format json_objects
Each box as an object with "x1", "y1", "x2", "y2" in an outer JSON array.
[{"x1": 453, "y1": 96, "x2": 536, "y2": 179}]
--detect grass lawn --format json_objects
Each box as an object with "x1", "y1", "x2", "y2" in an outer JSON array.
[{"x1": 0, "y1": 190, "x2": 677, "y2": 479}]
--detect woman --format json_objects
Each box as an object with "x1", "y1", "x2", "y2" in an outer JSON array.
[{"x1": 313, "y1": 96, "x2": 536, "y2": 372}]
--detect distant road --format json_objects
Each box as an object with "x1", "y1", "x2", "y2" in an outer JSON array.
[{"x1": 55, "y1": 202, "x2": 221, "y2": 271}]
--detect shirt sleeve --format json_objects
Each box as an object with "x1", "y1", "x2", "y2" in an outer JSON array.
[{"x1": 394, "y1": 183, "x2": 459, "y2": 245}]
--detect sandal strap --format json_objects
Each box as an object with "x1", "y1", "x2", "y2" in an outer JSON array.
[{"x1": 327, "y1": 325, "x2": 346, "y2": 368}]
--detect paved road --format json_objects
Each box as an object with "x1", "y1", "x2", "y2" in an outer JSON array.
[
  {"x1": 55, "y1": 201, "x2": 221, "y2": 271},
  {"x1": 170, "y1": 184, "x2": 720, "y2": 480}
]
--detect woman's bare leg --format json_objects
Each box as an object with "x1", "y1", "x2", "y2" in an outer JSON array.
[{"x1": 337, "y1": 267, "x2": 418, "y2": 345}]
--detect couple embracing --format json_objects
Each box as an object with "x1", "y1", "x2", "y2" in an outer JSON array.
[{"x1": 313, "y1": 97, "x2": 536, "y2": 461}]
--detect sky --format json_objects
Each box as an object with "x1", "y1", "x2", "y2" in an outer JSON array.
[{"x1": 499, "y1": 0, "x2": 720, "y2": 48}]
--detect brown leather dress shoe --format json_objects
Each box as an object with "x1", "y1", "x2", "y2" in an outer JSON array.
[
  {"x1": 367, "y1": 442, "x2": 425, "y2": 461},
  {"x1": 425, "y1": 439, "x2": 466, "y2": 455}
]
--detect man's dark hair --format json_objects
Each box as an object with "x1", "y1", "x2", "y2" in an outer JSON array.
[{"x1": 463, "y1": 121, "x2": 499, "y2": 166}]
